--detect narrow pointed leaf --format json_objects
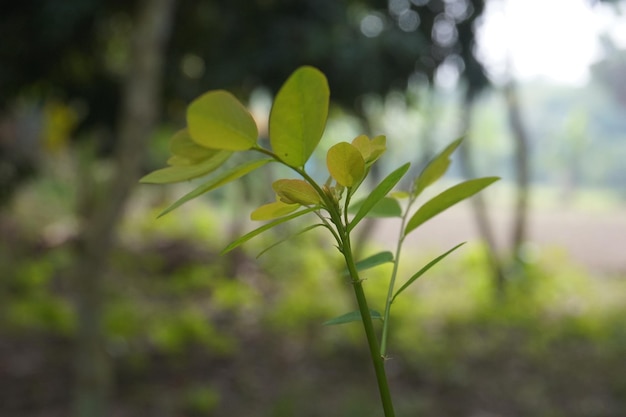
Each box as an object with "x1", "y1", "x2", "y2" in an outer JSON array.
[
  {"x1": 323, "y1": 309, "x2": 383, "y2": 326},
  {"x1": 269, "y1": 66, "x2": 329, "y2": 167},
  {"x1": 348, "y1": 162, "x2": 410, "y2": 231},
  {"x1": 404, "y1": 177, "x2": 499, "y2": 237},
  {"x1": 348, "y1": 197, "x2": 402, "y2": 218},
  {"x1": 272, "y1": 179, "x2": 321, "y2": 205},
  {"x1": 140, "y1": 151, "x2": 232, "y2": 184},
  {"x1": 221, "y1": 207, "x2": 318, "y2": 254},
  {"x1": 326, "y1": 142, "x2": 365, "y2": 187},
  {"x1": 158, "y1": 159, "x2": 272, "y2": 217},
  {"x1": 392, "y1": 242, "x2": 466, "y2": 303},
  {"x1": 256, "y1": 224, "x2": 325, "y2": 258},
  {"x1": 354, "y1": 251, "x2": 394, "y2": 272},
  {"x1": 250, "y1": 200, "x2": 300, "y2": 221},
  {"x1": 414, "y1": 137, "x2": 463, "y2": 197},
  {"x1": 187, "y1": 90, "x2": 258, "y2": 151}
]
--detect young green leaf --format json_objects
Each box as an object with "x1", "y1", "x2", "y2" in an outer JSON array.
[
  {"x1": 221, "y1": 207, "x2": 318, "y2": 254},
  {"x1": 157, "y1": 159, "x2": 272, "y2": 217},
  {"x1": 348, "y1": 197, "x2": 402, "y2": 218},
  {"x1": 269, "y1": 66, "x2": 329, "y2": 167},
  {"x1": 326, "y1": 142, "x2": 366, "y2": 187},
  {"x1": 414, "y1": 137, "x2": 463, "y2": 197},
  {"x1": 272, "y1": 179, "x2": 322, "y2": 205},
  {"x1": 354, "y1": 251, "x2": 394, "y2": 272},
  {"x1": 187, "y1": 90, "x2": 258, "y2": 151},
  {"x1": 256, "y1": 224, "x2": 325, "y2": 258},
  {"x1": 348, "y1": 162, "x2": 410, "y2": 231},
  {"x1": 323, "y1": 309, "x2": 383, "y2": 326},
  {"x1": 352, "y1": 134, "x2": 387, "y2": 165},
  {"x1": 391, "y1": 242, "x2": 466, "y2": 303},
  {"x1": 140, "y1": 151, "x2": 232, "y2": 184},
  {"x1": 250, "y1": 200, "x2": 301, "y2": 221},
  {"x1": 169, "y1": 129, "x2": 218, "y2": 162},
  {"x1": 404, "y1": 177, "x2": 499, "y2": 237}
]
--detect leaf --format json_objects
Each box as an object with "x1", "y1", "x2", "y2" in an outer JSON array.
[
  {"x1": 157, "y1": 159, "x2": 272, "y2": 217},
  {"x1": 414, "y1": 137, "x2": 463, "y2": 197},
  {"x1": 354, "y1": 251, "x2": 394, "y2": 272},
  {"x1": 348, "y1": 197, "x2": 402, "y2": 218},
  {"x1": 368, "y1": 135, "x2": 387, "y2": 163},
  {"x1": 250, "y1": 200, "x2": 300, "y2": 221},
  {"x1": 140, "y1": 151, "x2": 232, "y2": 184},
  {"x1": 348, "y1": 162, "x2": 410, "y2": 231},
  {"x1": 221, "y1": 207, "x2": 318, "y2": 254},
  {"x1": 392, "y1": 242, "x2": 466, "y2": 303},
  {"x1": 323, "y1": 309, "x2": 383, "y2": 326},
  {"x1": 272, "y1": 179, "x2": 321, "y2": 205},
  {"x1": 404, "y1": 177, "x2": 499, "y2": 237},
  {"x1": 351, "y1": 135, "x2": 371, "y2": 159},
  {"x1": 187, "y1": 90, "x2": 258, "y2": 151},
  {"x1": 326, "y1": 142, "x2": 366, "y2": 187},
  {"x1": 269, "y1": 66, "x2": 329, "y2": 167},
  {"x1": 256, "y1": 224, "x2": 325, "y2": 258},
  {"x1": 169, "y1": 129, "x2": 218, "y2": 162}
]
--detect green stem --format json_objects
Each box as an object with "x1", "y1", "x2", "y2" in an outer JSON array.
[
  {"x1": 252, "y1": 146, "x2": 395, "y2": 416},
  {"x1": 342, "y1": 233, "x2": 396, "y2": 417},
  {"x1": 380, "y1": 197, "x2": 415, "y2": 357}
]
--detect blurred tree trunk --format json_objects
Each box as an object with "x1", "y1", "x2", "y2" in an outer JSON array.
[
  {"x1": 504, "y1": 80, "x2": 531, "y2": 262},
  {"x1": 459, "y1": 94, "x2": 507, "y2": 300},
  {"x1": 72, "y1": 1, "x2": 176, "y2": 417}
]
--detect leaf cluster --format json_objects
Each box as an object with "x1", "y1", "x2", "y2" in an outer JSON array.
[{"x1": 141, "y1": 64, "x2": 498, "y2": 346}]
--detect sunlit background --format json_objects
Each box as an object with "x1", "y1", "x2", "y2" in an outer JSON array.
[{"x1": 1, "y1": 1, "x2": 625, "y2": 416}]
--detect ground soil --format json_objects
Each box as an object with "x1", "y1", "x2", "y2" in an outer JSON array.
[{"x1": 372, "y1": 202, "x2": 626, "y2": 274}]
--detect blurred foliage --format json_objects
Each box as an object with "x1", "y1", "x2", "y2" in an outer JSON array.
[{"x1": 2, "y1": 175, "x2": 626, "y2": 414}]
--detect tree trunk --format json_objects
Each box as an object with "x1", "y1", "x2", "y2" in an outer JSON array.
[
  {"x1": 72, "y1": 1, "x2": 176, "y2": 416},
  {"x1": 504, "y1": 81, "x2": 531, "y2": 262},
  {"x1": 459, "y1": 94, "x2": 507, "y2": 300}
]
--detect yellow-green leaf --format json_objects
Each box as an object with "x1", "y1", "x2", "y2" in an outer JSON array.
[
  {"x1": 157, "y1": 159, "x2": 272, "y2": 216},
  {"x1": 269, "y1": 66, "x2": 329, "y2": 167},
  {"x1": 326, "y1": 142, "x2": 365, "y2": 187},
  {"x1": 140, "y1": 151, "x2": 232, "y2": 184},
  {"x1": 404, "y1": 177, "x2": 500, "y2": 236},
  {"x1": 414, "y1": 137, "x2": 462, "y2": 197},
  {"x1": 351, "y1": 134, "x2": 372, "y2": 160},
  {"x1": 169, "y1": 129, "x2": 218, "y2": 162},
  {"x1": 351, "y1": 134, "x2": 386, "y2": 165},
  {"x1": 187, "y1": 90, "x2": 258, "y2": 151},
  {"x1": 250, "y1": 201, "x2": 300, "y2": 221},
  {"x1": 272, "y1": 179, "x2": 321, "y2": 205},
  {"x1": 369, "y1": 135, "x2": 387, "y2": 163}
]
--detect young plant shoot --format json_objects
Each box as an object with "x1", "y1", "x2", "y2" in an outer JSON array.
[{"x1": 141, "y1": 66, "x2": 499, "y2": 417}]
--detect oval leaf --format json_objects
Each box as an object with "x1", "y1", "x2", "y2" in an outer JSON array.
[
  {"x1": 326, "y1": 142, "x2": 365, "y2": 187},
  {"x1": 272, "y1": 179, "x2": 321, "y2": 205},
  {"x1": 269, "y1": 66, "x2": 329, "y2": 167},
  {"x1": 140, "y1": 151, "x2": 232, "y2": 184},
  {"x1": 348, "y1": 162, "x2": 410, "y2": 231},
  {"x1": 250, "y1": 200, "x2": 300, "y2": 221},
  {"x1": 187, "y1": 90, "x2": 258, "y2": 151},
  {"x1": 404, "y1": 176, "x2": 500, "y2": 237},
  {"x1": 157, "y1": 159, "x2": 272, "y2": 217}
]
